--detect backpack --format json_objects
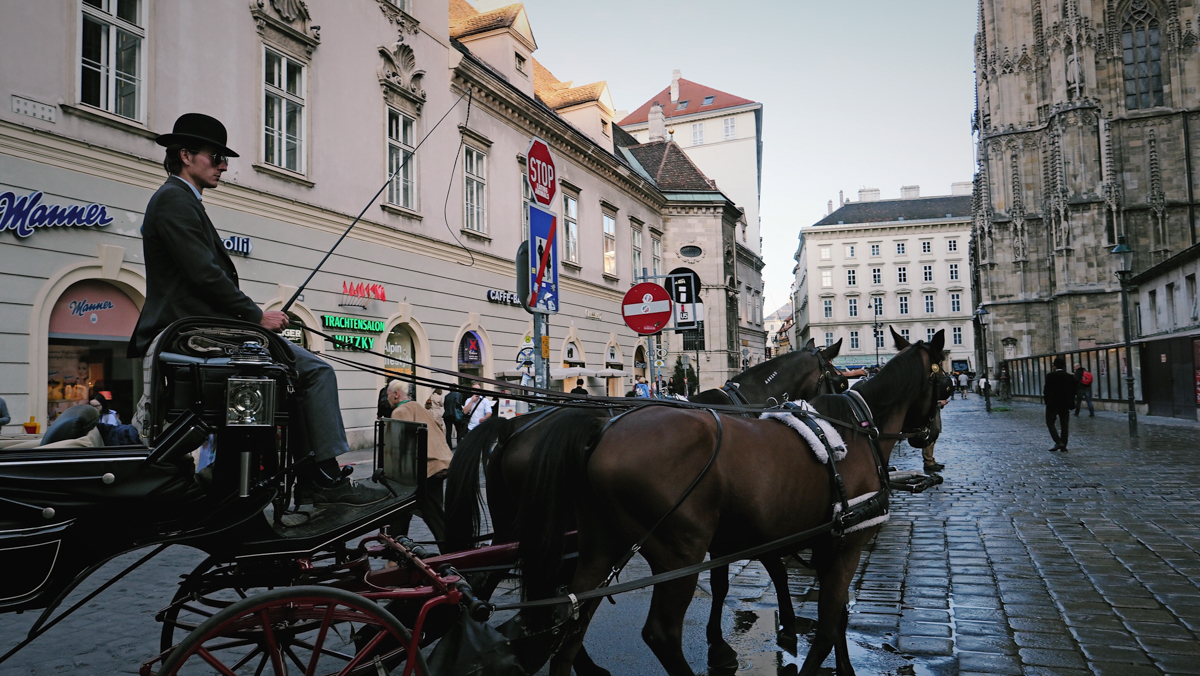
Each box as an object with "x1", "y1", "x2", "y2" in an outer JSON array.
[{"x1": 1081, "y1": 371, "x2": 1093, "y2": 385}]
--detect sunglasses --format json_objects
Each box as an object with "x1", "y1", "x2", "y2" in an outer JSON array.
[{"x1": 187, "y1": 149, "x2": 229, "y2": 166}]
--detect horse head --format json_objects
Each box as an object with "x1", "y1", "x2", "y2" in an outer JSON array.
[
  {"x1": 730, "y1": 338, "x2": 846, "y2": 404},
  {"x1": 880, "y1": 326, "x2": 946, "y2": 448}
]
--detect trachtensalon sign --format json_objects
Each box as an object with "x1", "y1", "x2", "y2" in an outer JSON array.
[{"x1": 0, "y1": 191, "x2": 113, "y2": 238}]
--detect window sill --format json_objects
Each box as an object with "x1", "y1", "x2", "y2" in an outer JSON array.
[
  {"x1": 460, "y1": 227, "x2": 491, "y2": 241},
  {"x1": 60, "y1": 103, "x2": 157, "y2": 139},
  {"x1": 562, "y1": 261, "x2": 582, "y2": 272},
  {"x1": 380, "y1": 203, "x2": 423, "y2": 220},
  {"x1": 253, "y1": 163, "x2": 315, "y2": 187},
  {"x1": 602, "y1": 273, "x2": 620, "y2": 283}
]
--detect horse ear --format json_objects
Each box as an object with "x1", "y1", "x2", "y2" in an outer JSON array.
[
  {"x1": 891, "y1": 325, "x2": 910, "y2": 350},
  {"x1": 929, "y1": 329, "x2": 946, "y2": 359},
  {"x1": 821, "y1": 338, "x2": 843, "y2": 360},
  {"x1": 804, "y1": 338, "x2": 816, "y2": 350}
]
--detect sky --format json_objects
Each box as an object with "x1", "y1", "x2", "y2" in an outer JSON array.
[{"x1": 491, "y1": 0, "x2": 980, "y2": 313}]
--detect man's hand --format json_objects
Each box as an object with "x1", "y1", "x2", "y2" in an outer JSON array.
[{"x1": 260, "y1": 311, "x2": 290, "y2": 332}]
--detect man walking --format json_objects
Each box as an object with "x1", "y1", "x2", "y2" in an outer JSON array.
[
  {"x1": 957, "y1": 371, "x2": 969, "y2": 398},
  {"x1": 1043, "y1": 356, "x2": 1077, "y2": 452},
  {"x1": 463, "y1": 385, "x2": 493, "y2": 432},
  {"x1": 570, "y1": 378, "x2": 588, "y2": 395},
  {"x1": 1073, "y1": 362, "x2": 1095, "y2": 417},
  {"x1": 442, "y1": 387, "x2": 464, "y2": 448}
]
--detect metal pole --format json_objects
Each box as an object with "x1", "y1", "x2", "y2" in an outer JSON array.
[
  {"x1": 533, "y1": 313, "x2": 549, "y2": 393},
  {"x1": 1119, "y1": 272, "x2": 1139, "y2": 438},
  {"x1": 982, "y1": 323, "x2": 992, "y2": 413}
]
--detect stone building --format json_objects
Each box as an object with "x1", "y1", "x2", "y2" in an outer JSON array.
[{"x1": 972, "y1": 0, "x2": 1200, "y2": 366}]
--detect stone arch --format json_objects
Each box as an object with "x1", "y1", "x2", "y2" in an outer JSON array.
[
  {"x1": 379, "y1": 302, "x2": 433, "y2": 404},
  {"x1": 557, "y1": 324, "x2": 586, "y2": 365},
  {"x1": 450, "y1": 312, "x2": 495, "y2": 385},
  {"x1": 262, "y1": 284, "x2": 323, "y2": 354},
  {"x1": 603, "y1": 332, "x2": 624, "y2": 366}
]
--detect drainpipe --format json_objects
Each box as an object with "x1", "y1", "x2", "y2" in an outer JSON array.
[{"x1": 1183, "y1": 111, "x2": 1197, "y2": 246}]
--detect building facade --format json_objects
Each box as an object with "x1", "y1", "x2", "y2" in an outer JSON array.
[
  {"x1": 0, "y1": 0, "x2": 753, "y2": 438},
  {"x1": 795, "y1": 187, "x2": 978, "y2": 371},
  {"x1": 972, "y1": 0, "x2": 1200, "y2": 367},
  {"x1": 1129, "y1": 242, "x2": 1199, "y2": 419},
  {"x1": 618, "y1": 71, "x2": 767, "y2": 369}
]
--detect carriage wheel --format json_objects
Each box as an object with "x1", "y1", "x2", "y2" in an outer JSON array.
[{"x1": 157, "y1": 586, "x2": 426, "y2": 676}]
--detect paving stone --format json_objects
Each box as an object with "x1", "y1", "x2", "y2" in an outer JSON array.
[
  {"x1": 1018, "y1": 647, "x2": 1088, "y2": 669},
  {"x1": 1136, "y1": 635, "x2": 1200, "y2": 655},
  {"x1": 954, "y1": 634, "x2": 1018, "y2": 655},
  {"x1": 952, "y1": 595, "x2": 1002, "y2": 609},
  {"x1": 1012, "y1": 631, "x2": 1075, "y2": 650},
  {"x1": 1123, "y1": 621, "x2": 1195, "y2": 640},
  {"x1": 954, "y1": 620, "x2": 1009, "y2": 636},
  {"x1": 1153, "y1": 653, "x2": 1200, "y2": 674},
  {"x1": 955, "y1": 651, "x2": 1023, "y2": 674},
  {"x1": 900, "y1": 608, "x2": 950, "y2": 622},
  {"x1": 896, "y1": 635, "x2": 953, "y2": 655},
  {"x1": 1078, "y1": 643, "x2": 1152, "y2": 664},
  {"x1": 1004, "y1": 617, "x2": 1067, "y2": 633},
  {"x1": 1086, "y1": 662, "x2": 1164, "y2": 676},
  {"x1": 898, "y1": 620, "x2": 952, "y2": 638}
]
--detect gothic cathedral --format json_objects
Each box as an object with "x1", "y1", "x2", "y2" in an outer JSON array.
[{"x1": 973, "y1": 0, "x2": 1199, "y2": 360}]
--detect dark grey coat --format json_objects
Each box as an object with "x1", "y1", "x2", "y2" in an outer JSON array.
[{"x1": 128, "y1": 177, "x2": 262, "y2": 357}]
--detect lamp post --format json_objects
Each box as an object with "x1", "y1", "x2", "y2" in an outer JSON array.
[
  {"x1": 1111, "y1": 236, "x2": 1138, "y2": 438},
  {"x1": 975, "y1": 304, "x2": 991, "y2": 413},
  {"x1": 872, "y1": 298, "x2": 883, "y2": 368}
]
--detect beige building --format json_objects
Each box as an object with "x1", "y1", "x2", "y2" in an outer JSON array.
[
  {"x1": 795, "y1": 186, "x2": 978, "y2": 370},
  {"x1": 0, "y1": 0, "x2": 755, "y2": 437}
]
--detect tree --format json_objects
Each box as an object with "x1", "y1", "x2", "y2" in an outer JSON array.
[{"x1": 672, "y1": 356, "x2": 698, "y2": 396}]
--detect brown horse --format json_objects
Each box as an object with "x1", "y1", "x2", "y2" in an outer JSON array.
[{"x1": 517, "y1": 329, "x2": 946, "y2": 676}]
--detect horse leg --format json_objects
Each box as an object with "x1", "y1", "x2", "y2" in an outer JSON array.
[
  {"x1": 571, "y1": 647, "x2": 611, "y2": 676},
  {"x1": 798, "y1": 545, "x2": 863, "y2": 676},
  {"x1": 705, "y1": 563, "x2": 738, "y2": 669},
  {"x1": 642, "y1": 574, "x2": 702, "y2": 676},
  {"x1": 763, "y1": 556, "x2": 798, "y2": 647}
]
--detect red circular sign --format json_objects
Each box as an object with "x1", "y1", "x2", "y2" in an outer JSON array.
[
  {"x1": 526, "y1": 137, "x2": 557, "y2": 207},
  {"x1": 622, "y1": 283, "x2": 673, "y2": 335}
]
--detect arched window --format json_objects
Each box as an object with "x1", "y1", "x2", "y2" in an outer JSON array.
[{"x1": 1123, "y1": 3, "x2": 1164, "y2": 110}]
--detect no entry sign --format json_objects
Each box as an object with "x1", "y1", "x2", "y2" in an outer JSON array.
[
  {"x1": 526, "y1": 137, "x2": 557, "y2": 207},
  {"x1": 622, "y1": 283, "x2": 673, "y2": 335}
]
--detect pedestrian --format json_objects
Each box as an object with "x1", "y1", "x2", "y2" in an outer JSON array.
[
  {"x1": 958, "y1": 371, "x2": 968, "y2": 398},
  {"x1": 1043, "y1": 355, "x2": 1077, "y2": 452},
  {"x1": 463, "y1": 385, "x2": 493, "y2": 431},
  {"x1": 667, "y1": 377, "x2": 677, "y2": 395},
  {"x1": 89, "y1": 393, "x2": 121, "y2": 426},
  {"x1": 128, "y1": 112, "x2": 382, "y2": 505},
  {"x1": 1073, "y1": 362, "x2": 1095, "y2": 417},
  {"x1": 425, "y1": 387, "x2": 446, "y2": 437},
  {"x1": 570, "y1": 378, "x2": 588, "y2": 395},
  {"x1": 0, "y1": 396, "x2": 9, "y2": 428},
  {"x1": 922, "y1": 366, "x2": 951, "y2": 473},
  {"x1": 376, "y1": 383, "x2": 395, "y2": 419},
  {"x1": 381, "y1": 380, "x2": 410, "y2": 419},
  {"x1": 389, "y1": 399, "x2": 453, "y2": 543},
  {"x1": 634, "y1": 376, "x2": 651, "y2": 398},
  {"x1": 442, "y1": 387, "x2": 465, "y2": 448}
]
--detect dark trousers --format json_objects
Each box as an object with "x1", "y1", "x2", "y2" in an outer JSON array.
[
  {"x1": 286, "y1": 342, "x2": 348, "y2": 464},
  {"x1": 391, "y1": 475, "x2": 445, "y2": 544},
  {"x1": 1074, "y1": 388, "x2": 1094, "y2": 415},
  {"x1": 449, "y1": 421, "x2": 468, "y2": 448},
  {"x1": 1046, "y1": 407, "x2": 1070, "y2": 447}
]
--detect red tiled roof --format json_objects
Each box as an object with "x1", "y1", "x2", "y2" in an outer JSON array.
[
  {"x1": 449, "y1": 0, "x2": 478, "y2": 23},
  {"x1": 532, "y1": 59, "x2": 605, "y2": 110},
  {"x1": 449, "y1": 2, "x2": 523, "y2": 40},
  {"x1": 625, "y1": 141, "x2": 717, "y2": 192},
  {"x1": 618, "y1": 78, "x2": 755, "y2": 126}
]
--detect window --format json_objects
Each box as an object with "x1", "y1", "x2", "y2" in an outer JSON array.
[
  {"x1": 387, "y1": 109, "x2": 416, "y2": 209},
  {"x1": 850, "y1": 331, "x2": 859, "y2": 349},
  {"x1": 1187, "y1": 274, "x2": 1198, "y2": 319},
  {"x1": 387, "y1": 0, "x2": 412, "y2": 11},
  {"x1": 464, "y1": 146, "x2": 487, "y2": 232},
  {"x1": 848, "y1": 298, "x2": 858, "y2": 317},
  {"x1": 521, "y1": 174, "x2": 532, "y2": 241},
  {"x1": 1166, "y1": 282, "x2": 1177, "y2": 327},
  {"x1": 876, "y1": 331, "x2": 885, "y2": 349},
  {"x1": 953, "y1": 326, "x2": 963, "y2": 345},
  {"x1": 651, "y1": 236, "x2": 662, "y2": 276},
  {"x1": 873, "y1": 297, "x2": 883, "y2": 316},
  {"x1": 872, "y1": 268, "x2": 882, "y2": 284},
  {"x1": 563, "y1": 193, "x2": 579, "y2": 263},
  {"x1": 948, "y1": 239, "x2": 958, "y2": 252},
  {"x1": 951, "y1": 293, "x2": 961, "y2": 313},
  {"x1": 631, "y1": 227, "x2": 643, "y2": 277},
  {"x1": 692, "y1": 123, "x2": 704, "y2": 146},
  {"x1": 264, "y1": 49, "x2": 305, "y2": 173},
  {"x1": 602, "y1": 212, "x2": 617, "y2": 275},
  {"x1": 846, "y1": 245, "x2": 856, "y2": 258},
  {"x1": 949, "y1": 263, "x2": 959, "y2": 281},
  {"x1": 923, "y1": 265, "x2": 933, "y2": 283},
  {"x1": 921, "y1": 241, "x2": 932, "y2": 254},
  {"x1": 896, "y1": 242, "x2": 906, "y2": 255},
  {"x1": 1122, "y1": 5, "x2": 1164, "y2": 110},
  {"x1": 847, "y1": 269, "x2": 857, "y2": 286},
  {"x1": 899, "y1": 295, "x2": 909, "y2": 315},
  {"x1": 724, "y1": 117, "x2": 735, "y2": 140},
  {"x1": 870, "y1": 244, "x2": 880, "y2": 257},
  {"x1": 901, "y1": 328, "x2": 910, "y2": 341},
  {"x1": 80, "y1": 0, "x2": 144, "y2": 120},
  {"x1": 927, "y1": 328, "x2": 936, "y2": 342},
  {"x1": 823, "y1": 299, "x2": 833, "y2": 318},
  {"x1": 925, "y1": 294, "x2": 935, "y2": 313},
  {"x1": 820, "y1": 246, "x2": 832, "y2": 260},
  {"x1": 1149, "y1": 289, "x2": 1158, "y2": 331},
  {"x1": 601, "y1": 119, "x2": 610, "y2": 137},
  {"x1": 897, "y1": 266, "x2": 907, "y2": 284},
  {"x1": 515, "y1": 53, "x2": 527, "y2": 75},
  {"x1": 703, "y1": 95, "x2": 716, "y2": 106},
  {"x1": 1135, "y1": 302, "x2": 1143, "y2": 335},
  {"x1": 683, "y1": 322, "x2": 705, "y2": 351},
  {"x1": 825, "y1": 332, "x2": 834, "y2": 347},
  {"x1": 676, "y1": 100, "x2": 689, "y2": 110},
  {"x1": 821, "y1": 270, "x2": 832, "y2": 287}
]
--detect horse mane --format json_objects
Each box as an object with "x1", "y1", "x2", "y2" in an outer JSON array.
[
  {"x1": 851, "y1": 341, "x2": 939, "y2": 419},
  {"x1": 732, "y1": 347, "x2": 810, "y2": 384}
]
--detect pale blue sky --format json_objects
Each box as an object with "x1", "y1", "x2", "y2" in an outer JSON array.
[{"x1": 501, "y1": 0, "x2": 979, "y2": 311}]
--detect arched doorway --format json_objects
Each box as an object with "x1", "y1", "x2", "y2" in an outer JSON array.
[
  {"x1": 282, "y1": 311, "x2": 309, "y2": 349},
  {"x1": 634, "y1": 344, "x2": 648, "y2": 381},
  {"x1": 457, "y1": 331, "x2": 485, "y2": 385},
  {"x1": 384, "y1": 324, "x2": 416, "y2": 399},
  {"x1": 46, "y1": 280, "x2": 140, "y2": 424}
]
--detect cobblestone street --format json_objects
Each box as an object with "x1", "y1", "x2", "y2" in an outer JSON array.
[{"x1": 1, "y1": 395, "x2": 1198, "y2": 674}]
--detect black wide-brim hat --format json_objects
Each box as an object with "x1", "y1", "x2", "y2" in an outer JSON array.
[{"x1": 155, "y1": 113, "x2": 239, "y2": 157}]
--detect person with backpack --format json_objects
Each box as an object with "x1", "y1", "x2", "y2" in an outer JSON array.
[
  {"x1": 442, "y1": 387, "x2": 466, "y2": 448},
  {"x1": 1073, "y1": 362, "x2": 1095, "y2": 417}
]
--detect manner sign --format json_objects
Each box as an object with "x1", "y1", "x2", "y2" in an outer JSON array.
[{"x1": 526, "y1": 137, "x2": 557, "y2": 207}]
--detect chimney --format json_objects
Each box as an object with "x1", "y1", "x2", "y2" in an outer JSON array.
[
  {"x1": 827, "y1": 200, "x2": 833, "y2": 215},
  {"x1": 858, "y1": 188, "x2": 881, "y2": 202},
  {"x1": 839, "y1": 190, "x2": 844, "y2": 205},
  {"x1": 670, "y1": 69, "x2": 681, "y2": 103},
  {"x1": 648, "y1": 102, "x2": 665, "y2": 142},
  {"x1": 900, "y1": 185, "x2": 920, "y2": 199},
  {"x1": 951, "y1": 181, "x2": 973, "y2": 195}
]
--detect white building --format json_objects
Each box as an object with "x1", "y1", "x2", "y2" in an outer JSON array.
[
  {"x1": 794, "y1": 185, "x2": 978, "y2": 372},
  {"x1": 763, "y1": 301, "x2": 791, "y2": 356}
]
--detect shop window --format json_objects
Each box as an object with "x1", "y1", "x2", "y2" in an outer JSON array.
[
  {"x1": 564, "y1": 341, "x2": 585, "y2": 365},
  {"x1": 457, "y1": 331, "x2": 484, "y2": 383},
  {"x1": 385, "y1": 325, "x2": 415, "y2": 379}
]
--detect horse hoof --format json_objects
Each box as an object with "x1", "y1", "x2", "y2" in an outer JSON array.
[
  {"x1": 572, "y1": 664, "x2": 612, "y2": 676},
  {"x1": 707, "y1": 642, "x2": 739, "y2": 669},
  {"x1": 777, "y1": 630, "x2": 798, "y2": 652}
]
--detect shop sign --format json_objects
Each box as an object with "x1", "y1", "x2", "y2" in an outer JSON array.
[
  {"x1": 321, "y1": 315, "x2": 385, "y2": 333},
  {"x1": 223, "y1": 235, "x2": 253, "y2": 256},
  {"x1": 281, "y1": 327, "x2": 305, "y2": 345},
  {"x1": 459, "y1": 333, "x2": 483, "y2": 365},
  {"x1": 1, "y1": 190, "x2": 113, "y2": 238},
  {"x1": 48, "y1": 280, "x2": 139, "y2": 340},
  {"x1": 331, "y1": 334, "x2": 375, "y2": 350},
  {"x1": 486, "y1": 289, "x2": 521, "y2": 306}
]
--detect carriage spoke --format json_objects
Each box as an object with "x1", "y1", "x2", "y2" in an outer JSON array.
[
  {"x1": 291, "y1": 638, "x2": 354, "y2": 662},
  {"x1": 283, "y1": 645, "x2": 308, "y2": 673},
  {"x1": 198, "y1": 646, "x2": 242, "y2": 676},
  {"x1": 178, "y1": 603, "x2": 216, "y2": 618},
  {"x1": 305, "y1": 604, "x2": 338, "y2": 676},
  {"x1": 230, "y1": 646, "x2": 264, "y2": 672},
  {"x1": 257, "y1": 608, "x2": 288, "y2": 676},
  {"x1": 335, "y1": 628, "x2": 389, "y2": 676},
  {"x1": 253, "y1": 651, "x2": 270, "y2": 676}
]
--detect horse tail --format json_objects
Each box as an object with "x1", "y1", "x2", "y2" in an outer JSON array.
[
  {"x1": 517, "y1": 409, "x2": 604, "y2": 607},
  {"x1": 444, "y1": 415, "x2": 507, "y2": 553}
]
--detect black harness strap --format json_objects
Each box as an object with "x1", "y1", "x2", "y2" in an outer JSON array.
[{"x1": 720, "y1": 381, "x2": 749, "y2": 407}]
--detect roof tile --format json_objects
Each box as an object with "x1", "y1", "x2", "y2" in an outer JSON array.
[
  {"x1": 812, "y1": 195, "x2": 972, "y2": 226},
  {"x1": 619, "y1": 78, "x2": 756, "y2": 126}
]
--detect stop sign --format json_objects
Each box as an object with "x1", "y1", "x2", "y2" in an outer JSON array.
[
  {"x1": 526, "y1": 137, "x2": 557, "y2": 207},
  {"x1": 622, "y1": 283, "x2": 673, "y2": 335}
]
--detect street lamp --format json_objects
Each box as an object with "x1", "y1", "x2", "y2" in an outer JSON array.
[
  {"x1": 872, "y1": 298, "x2": 883, "y2": 368},
  {"x1": 1111, "y1": 235, "x2": 1138, "y2": 438},
  {"x1": 975, "y1": 304, "x2": 991, "y2": 413}
]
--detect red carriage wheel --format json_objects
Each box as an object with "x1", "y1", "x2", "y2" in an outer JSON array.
[{"x1": 156, "y1": 586, "x2": 427, "y2": 676}]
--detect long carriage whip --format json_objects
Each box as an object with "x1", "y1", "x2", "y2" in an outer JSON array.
[{"x1": 281, "y1": 86, "x2": 472, "y2": 314}]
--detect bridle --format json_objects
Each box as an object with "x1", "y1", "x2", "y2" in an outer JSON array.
[{"x1": 720, "y1": 343, "x2": 845, "y2": 408}]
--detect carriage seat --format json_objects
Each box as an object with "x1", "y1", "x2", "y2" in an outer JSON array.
[{"x1": 1, "y1": 404, "x2": 104, "y2": 451}]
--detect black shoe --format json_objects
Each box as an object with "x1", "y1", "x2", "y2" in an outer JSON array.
[
  {"x1": 1048, "y1": 445, "x2": 1062, "y2": 452},
  {"x1": 1059, "y1": 445, "x2": 1068, "y2": 452},
  {"x1": 1089, "y1": 413, "x2": 1094, "y2": 417},
  {"x1": 924, "y1": 463, "x2": 944, "y2": 473},
  {"x1": 312, "y1": 478, "x2": 391, "y2": 506},
  {"x1": 1073, "y1": 411, "x2": 1079, "y2": 417}
]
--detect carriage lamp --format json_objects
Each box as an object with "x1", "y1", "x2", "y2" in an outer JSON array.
[{"x1": 225, "y1": 377, "x2": 276, "y2": 427}]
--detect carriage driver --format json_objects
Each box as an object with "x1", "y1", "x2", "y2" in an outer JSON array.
[{"x1": 128, "y1": 113, "x2": 388, "y2": 506}]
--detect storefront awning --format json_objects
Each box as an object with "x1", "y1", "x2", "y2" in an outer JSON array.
[{"x1": 550, "y1": 367, "x2": 597, "y2": 380}]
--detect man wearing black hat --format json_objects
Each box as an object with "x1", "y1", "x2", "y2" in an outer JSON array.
[{"x1": 130, "y1": 113, "x2": 385, "y2": 506}]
